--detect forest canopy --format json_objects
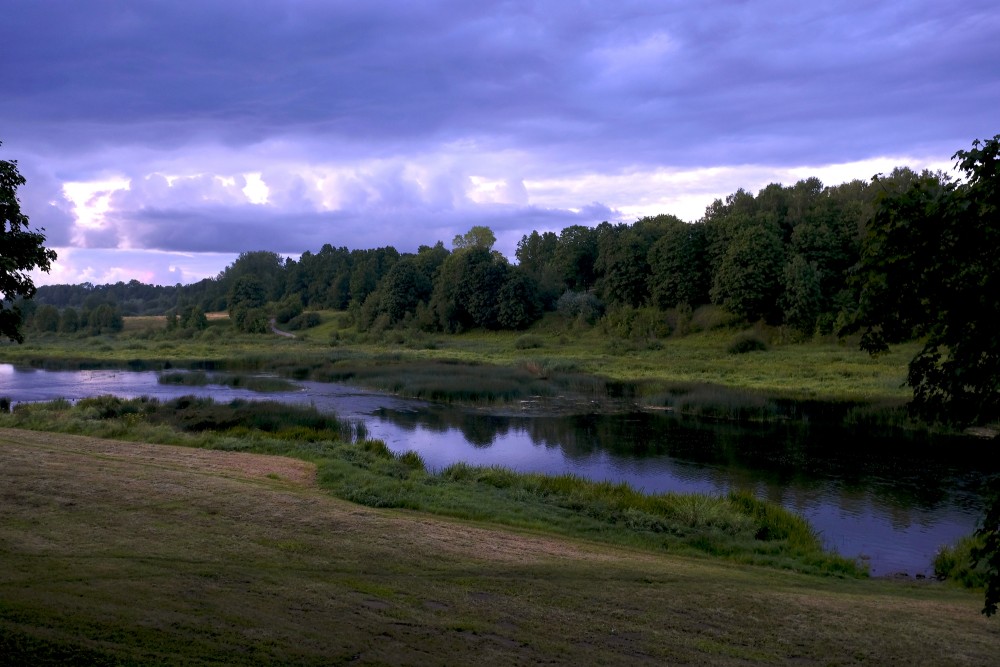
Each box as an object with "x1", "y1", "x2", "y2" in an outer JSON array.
[{"x1": 28, "y1": 171, "x2": 900, "y2": 337}]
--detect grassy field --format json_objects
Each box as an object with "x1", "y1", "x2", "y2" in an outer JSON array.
[
  {"x1": 1, "y1": 309, "x2": 919, "y2": 405},
  {"x1": 0, "y1": 396, "x2": 861, "y2": 576},
  {"x1": 2, "y1": 428, "x2": 997, "y2": 665}
]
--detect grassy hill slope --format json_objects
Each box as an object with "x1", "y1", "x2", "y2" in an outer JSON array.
[{"x1": 1, "y1": 428, "x2": 996, "y2": 665}]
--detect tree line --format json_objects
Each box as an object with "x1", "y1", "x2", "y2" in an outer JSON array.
[{"x1": 26, "y1": 167, "x2": 936, "y2": 340}]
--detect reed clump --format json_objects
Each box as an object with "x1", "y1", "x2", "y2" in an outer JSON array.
[
  {"x1": 934, "y1": 534, "x2": 990, "y2": 589},
  {"x1": 158, "y1": 370, "x2": 297, "y2": 392}
]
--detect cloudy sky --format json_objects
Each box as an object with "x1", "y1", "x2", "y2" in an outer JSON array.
[{"x1": 4, "y1": 1, "x2": 997, "y2": 286}]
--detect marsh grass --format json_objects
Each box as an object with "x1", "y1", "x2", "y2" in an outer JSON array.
[
  {"x1": 644, "y1": 382, "x2": 779, "y2": 421},
  {"x1": 315, "y1": 455, "x2": 860, "y2": 574},
  {"x1": 158, "y1": 370, "x2": 297, "y2": 392},
  {"x1": 426, "y1": 463, "x2": 857, "y2": 574},
  {"x1": 638, "y1": 381, "x2": 923, "y2": 431},
  {"x1": 310, "y1": 358, "x2": 574, "y2": 403},
  {"x1": 514, "y1": 334, "x2": 544, "y2": 349}
]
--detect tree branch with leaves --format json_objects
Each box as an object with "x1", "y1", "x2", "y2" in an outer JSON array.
[
  {"x1": 1, "y1": 141, "x2": 58, "y2": 343},
  {"x1": 848, "y1": 135, "x2": 1000, "y2": 615}
]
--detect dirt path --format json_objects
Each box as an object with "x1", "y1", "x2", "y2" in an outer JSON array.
[{"x1": 269, "y1": 318, "x2": 296, "y2": 338}]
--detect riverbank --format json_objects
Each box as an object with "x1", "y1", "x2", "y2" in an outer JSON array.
[
  {"x1": 3, "y1": 364, "x2": 988, "y2": 577},
  {"x1": 2, "y1": 427, "x2": 996, "y2": 665},
  {"x1": 0, "y1": 396, "x2": 863, "y2": 576},
  {"x1": 1, "y1": 311, "x2": 925, "y2": 424}
]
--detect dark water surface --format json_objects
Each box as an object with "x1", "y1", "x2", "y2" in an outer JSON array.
[{"x1": 1, "y1": 363, "x2": 991, "y2": 576}]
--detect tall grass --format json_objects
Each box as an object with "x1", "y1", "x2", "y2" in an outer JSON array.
[
  {"x1": 312, "y1": 359, "x2": 535, "y2": 401},
  {"x1": 158, "y1": 370, "x2": 297, "y2": 392},
  {"x1": 934, "y1": 534, "x2": 990, "y2": 589}
]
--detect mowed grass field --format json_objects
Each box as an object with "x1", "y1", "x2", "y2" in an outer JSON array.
[{"x1": 2, "y1": 428, "x2": 997, "y2": 665}]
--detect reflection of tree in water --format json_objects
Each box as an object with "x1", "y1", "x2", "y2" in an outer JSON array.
[
  {"x1": 374, "y1": 407, "x2": 512, "y2": 447},
  {"x1": 459, "y1": 414, "x2": 511, "y2": 448},
  {"x1": 524, "y1": 413, "x2": 682, "y2": 460},
  {"x1": 373, "y1": 403, "x2": 991, "y2": 513},
  {"x1": 373, "y1": 407, "x2": 453, "y2": 433}
]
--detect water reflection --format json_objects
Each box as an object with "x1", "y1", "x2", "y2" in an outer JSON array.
[
  {"x1": 364, "y1": 404, "x2": 989, "y2": 576},
  {"x1": 373, "y1": 404, "x2": 985, "y2": 511},
  {"x1": 0, "y1": 363, "x2": 992, "y2": 576}
]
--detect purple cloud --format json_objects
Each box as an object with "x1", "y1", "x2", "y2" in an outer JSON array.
[{"x1": 4, "y1": 0, "x2": 996, "y2": 284}]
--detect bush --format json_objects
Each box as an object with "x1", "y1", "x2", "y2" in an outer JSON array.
[
  {"x1": 934, "y1": 535, "x2": 990, "y2": 588},
  {"x1": 514, "y1": 334, "x2": 544, "y2": 350},
  {"x1": 556, "y1": 291, "x2": 604, "y2": 324},
  {"x1": 601, "y1": 305, "x2": 670, "y2": 341},
  {"x1": 728, "y1": 331, "x2": 768, "y2": 354},
  {"x1": 274, "y1": 296, "x2": 304, "y2": 324},
  {"x1": 285, "y1": 311, "x2": 322, "y2": 331},
  {"x1": 689, "y1": 305, "x2": 738, "y2": 332},
  {"x1": 231, "y1": 305, "x2": 270, "y2": 333}
]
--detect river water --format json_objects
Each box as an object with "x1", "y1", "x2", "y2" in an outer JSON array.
[{"x1": 1, "y1": 363, "x2": 991, "y2": 577}]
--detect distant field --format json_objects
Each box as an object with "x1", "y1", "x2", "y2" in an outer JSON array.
[
  {"x1": 2, "y1": 428, "x2": 996, "y2": 665},
  {"x1": 122, "y1": 312, "x2": 229, "y2": 333},
  {"x1": 120, "y1": 314, "x2": 165, "y2": 332}
]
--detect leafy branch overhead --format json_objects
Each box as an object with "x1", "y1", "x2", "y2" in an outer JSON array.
[{"x1": 850, "y1": 135, "x2": 1000, "y2": 428}]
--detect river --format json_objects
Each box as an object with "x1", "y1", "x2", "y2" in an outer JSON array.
[{"x1": 1, "y1": 363, "x2": 990, "y2": 577}]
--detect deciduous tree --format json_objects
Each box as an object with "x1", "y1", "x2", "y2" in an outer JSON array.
[
  {"x1": 848, "y1": 136, "x2": 1000, "y2": 616},
  {"x1": 851, "y1": 138, "x2": 1000, "y2": 426},
  {"x1": 1, "y1": 141, "x2": 57, "y2": 342}
]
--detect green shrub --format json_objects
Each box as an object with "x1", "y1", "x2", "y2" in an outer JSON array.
[
  {"x1": 397, "y1": 450, "x2": 426, "y2": 471},
  {"x1": 556, "y1": 291, "x2": 604, "y2": 324},
  {"x1": 934, "y1": 535, "x2": 989, "y2": 588},
  {"x1": 285, "y1": 311, "x2": 322, "y2": 331},
  {"x1": 514, "y1": 334, "x2": 544, "y2": 350},
  {"x1": 728, "y1": 331, "x2": 768, "y2": 354},
  {"x1": 689, "y1": 305, "x2": 738, "y2": 332}
]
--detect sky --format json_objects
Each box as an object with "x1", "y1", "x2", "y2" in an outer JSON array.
[{"x1": 3, "y1": 1, "x2": 998, "y2": 287}]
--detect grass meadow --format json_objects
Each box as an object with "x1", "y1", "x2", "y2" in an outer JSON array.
[{"x1": 2, "y1": 426, "x2": 997, "y2": 665}]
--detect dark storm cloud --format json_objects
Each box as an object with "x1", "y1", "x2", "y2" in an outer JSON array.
[
  {"x1": 97, "y1": 197, "x2": 617, "y2": 256},
  {"x1": 7, "y1": 1, "x2": 996, "y2": 164},
  {"x1": 4, "y1": 1, "x2": 998, "y2": 284}
]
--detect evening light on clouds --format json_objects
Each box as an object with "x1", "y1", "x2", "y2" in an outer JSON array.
[{"x1": 3, "y1": 1, "x2": 996, "y2": 285}]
